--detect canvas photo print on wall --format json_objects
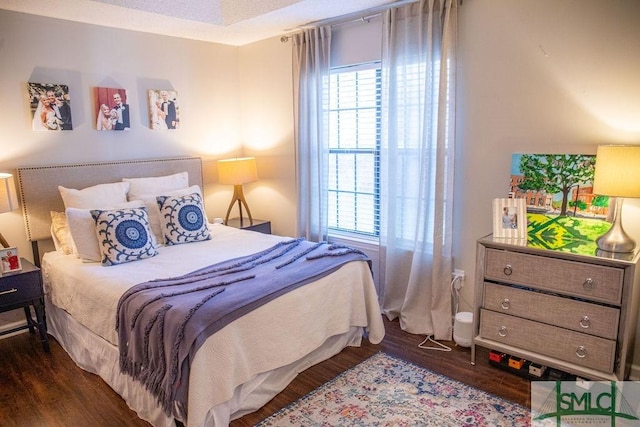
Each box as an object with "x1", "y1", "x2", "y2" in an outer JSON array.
[
  {"x1": 509, "y1": 153, "x2": 612, "y2": 253},
  {"x1": 94, "y1": 87, "x2": 130, "y2": 131},
  {"x1": 28, "y1": 83, "x2": 73, "y2": 131},
  {"x1": 148, "y1": 90, "x2": 180, "y2": 130}
]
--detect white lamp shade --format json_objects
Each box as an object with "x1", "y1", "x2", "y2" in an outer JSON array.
[
  {"x1": 0, "y1": 173, "x2": 18, "y2": 213},
  {"x1": 218, "y1": 157, "x2": 258, "y2": 185},
  {"x1": 593, "y1": 145, "x2": 640, "y2": 198}
]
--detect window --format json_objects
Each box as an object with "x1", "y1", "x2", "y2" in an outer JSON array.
[{"x1": 328, "y1": 63, "x2": 381, "y2": 238}]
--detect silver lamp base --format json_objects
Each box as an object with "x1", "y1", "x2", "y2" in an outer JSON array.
[{"x1": 596, "y1": 197, "x2": 636, "y2": 254}]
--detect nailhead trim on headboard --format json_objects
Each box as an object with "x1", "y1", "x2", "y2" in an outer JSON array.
[{"x1": 17, "y1": 157, "x2": 204, "y2": 245}]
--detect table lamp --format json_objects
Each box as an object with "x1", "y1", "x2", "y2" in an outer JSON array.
[
  {"x1": 0, "y1": 173, "x2": 19, "y2": 248},
  {"x1": 218, "y1": 157, "x2": 258, "y2": 226},
  {"x1": 592, "y1": 145, "x2": 640, "y2": 253}
]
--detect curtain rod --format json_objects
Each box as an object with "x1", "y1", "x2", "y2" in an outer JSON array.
[
  {"x1": 281, "y1": 0, "x2": 461, "y2": 41},
  {"x1": 301, "y1": 0, "x2": 419, "y2": 28}
]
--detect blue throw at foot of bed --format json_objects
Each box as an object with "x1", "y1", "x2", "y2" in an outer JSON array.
[{"x1": 116, "y1": 238, "x2": 371, "y2": 419}]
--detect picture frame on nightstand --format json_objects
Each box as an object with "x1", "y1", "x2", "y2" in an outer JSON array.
[
  {"x1": 0, "y1": 247, "x2": 22, "y2": 275},
  {"x1": 493, "y1": 198, "x2": 527, "y2": 239}
]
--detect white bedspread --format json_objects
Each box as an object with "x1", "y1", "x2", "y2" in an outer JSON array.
[
  {"x1": 42, "y1": 224, "x2": 285, "y2": 345},
  {"x1": 42, "y1": 224, "x2": 385, "y2": 426}
]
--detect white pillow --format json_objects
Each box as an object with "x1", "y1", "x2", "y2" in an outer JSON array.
[
  {"x1": 136, "y1": 185, "x2": 204, "y2": 244},
  {"x1": 50, "y1": 211, "x2": 76, "y2": 255},
  {"x1": 59, "y1": 182, "x2": 130, "y2": 209},
  {"x1": 66, "y1": 200, "x2": 149, "y2": 262},
  {"x1": 123, "y1": 172, "x2": 189, "y2": 201}
]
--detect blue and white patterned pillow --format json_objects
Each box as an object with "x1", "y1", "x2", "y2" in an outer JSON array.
[
  {"x1": 156, "y1": 192, "x2": 211, "y2": 245},
  {"x1": 91, "y1": 207, "x2": 158, "y2": 266}
]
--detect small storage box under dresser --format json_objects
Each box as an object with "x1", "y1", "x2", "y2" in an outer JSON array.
[{"x1": 472, "y1": 235, "x2": 640, "y2": 380}]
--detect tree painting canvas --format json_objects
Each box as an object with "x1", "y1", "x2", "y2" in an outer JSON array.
[{"x1": 509, "y1": 154, "x2": 611, "y2": 254}]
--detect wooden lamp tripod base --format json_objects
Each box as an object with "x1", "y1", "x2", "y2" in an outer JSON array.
[
  {"x1": 0, "y1": 233, "x2": 8, "y2": 248},
  {"x1": 223, "y1": 184, "x2": 254, "y2": 226}
]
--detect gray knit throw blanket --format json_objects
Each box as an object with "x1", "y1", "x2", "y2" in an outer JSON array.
[{"x1": 116, "y1": 238, "x2": 370, "y2": 419}]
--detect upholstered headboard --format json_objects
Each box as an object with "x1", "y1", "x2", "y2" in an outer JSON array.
[{"x1": 17, "y1": 157, "x2": 203, "y2": 251}]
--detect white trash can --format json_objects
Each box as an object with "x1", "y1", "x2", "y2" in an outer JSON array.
[{"x1": 453, "y1": 311, "x2": 473, "y2": 348}]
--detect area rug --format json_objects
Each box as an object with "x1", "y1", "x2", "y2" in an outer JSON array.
[{"x1": 256, "y1": 352, "x2": 531, "y2": 426}]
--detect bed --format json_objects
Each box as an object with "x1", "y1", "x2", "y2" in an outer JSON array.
[{"x1": 16, "y1": 157, "x2": 385, "y2": 427}]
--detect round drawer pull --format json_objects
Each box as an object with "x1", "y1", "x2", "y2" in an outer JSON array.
[
  {"x1": 498, "y1": 326, "x2": 508, "y2": 337},
  {"x1": 501, "y1": 299, "x2": 511, "y2": 310},
  {"x1": 583, "y1": 278, "x2": 594, "y2": 291},
  {"x1": 503, "y1": 265, "x2": 513, "y2": 276},
  {"x1": 580, "y1": 316, "x2": 590, "y2": 329},
  {"x1": 576, "y1": 346, "x2": 587, "y2": 358}
]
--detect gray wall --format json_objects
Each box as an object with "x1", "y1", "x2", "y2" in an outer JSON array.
[{"x1": 455, "y1": 0, "x2": 640, "y2": 311}]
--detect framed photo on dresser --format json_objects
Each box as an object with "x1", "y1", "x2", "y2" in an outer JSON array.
[{"x1": 493, "y1": 198, "x2": 527, "y2": 239}]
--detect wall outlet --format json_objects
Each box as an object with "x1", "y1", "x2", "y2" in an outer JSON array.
[{"x1": 452, "y1": 269, "x2": 465, "y2": 289}]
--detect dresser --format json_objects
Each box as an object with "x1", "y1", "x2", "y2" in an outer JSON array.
[{"x1": 472, "y1": 235, "x2": 640, "y2": 381}]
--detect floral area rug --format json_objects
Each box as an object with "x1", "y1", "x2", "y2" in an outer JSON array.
[{"x1": 256, "y1": 352, "x2": 530, "y2": 426}]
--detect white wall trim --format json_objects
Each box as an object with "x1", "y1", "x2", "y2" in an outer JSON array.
[{"x1": 0, "y1": 320, "x2": 28, "y2": 339}]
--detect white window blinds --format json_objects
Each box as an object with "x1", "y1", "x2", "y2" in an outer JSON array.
[{"x1": 328, "y1": 63, "x2": 381, "y2": 237}]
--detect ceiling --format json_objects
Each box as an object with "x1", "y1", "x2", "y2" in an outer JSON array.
[{"x1": 0, "y1": 0, "x2": 399, "y2": 46}]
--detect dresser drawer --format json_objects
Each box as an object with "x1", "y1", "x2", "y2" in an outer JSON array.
[
  {"x1": 0, "y1": 269, "x2": 42, "y2": 309},
  {"x1": 480, "y1": 309, "x2": 616, "y2": 373},
  {"x1": 484, "y1": 282, "x2": 620, "y2": 340},
  {"x1": 484, "y1": 248, "x2": 624, "y2": 304}
]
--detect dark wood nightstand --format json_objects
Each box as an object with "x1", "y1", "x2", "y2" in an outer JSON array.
[
  {"x1": 226, "y1": 217, "x2": 271, "y2": 235},
  {"x1": 0, "y1": 258, "x2": 48, "y2": 352}
]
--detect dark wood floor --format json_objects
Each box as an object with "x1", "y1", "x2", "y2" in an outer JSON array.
[{"x1": 0, "y1": 317, "x2": 530, "y2": 426}]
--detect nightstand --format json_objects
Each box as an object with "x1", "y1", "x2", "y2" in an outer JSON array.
[
  {"x1": 0, "y1": 258, "x2": 48, "y2": 352},
  {"x1": 226, "y1": 217, "x2": 271, "y2": 235}
]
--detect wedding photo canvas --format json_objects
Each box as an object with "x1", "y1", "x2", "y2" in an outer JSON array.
[
  {"x1": 148, "y1": 89, "x2": 180, "y2": 130},
  {"x1": 94, "y1": 87, "x2": 130, "y2": 131},
  {"x1": 28, "y1": 82, "x2": 73, "y2": 131}
]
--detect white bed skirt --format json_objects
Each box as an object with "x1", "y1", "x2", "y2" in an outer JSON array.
[{"x1": 46, "y1": 298, "x2": 366, "y2": 426}]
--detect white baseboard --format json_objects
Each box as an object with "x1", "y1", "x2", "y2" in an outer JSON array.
[{"x1": 0, "y1": 320, "x2": 28, "y2": 339}]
